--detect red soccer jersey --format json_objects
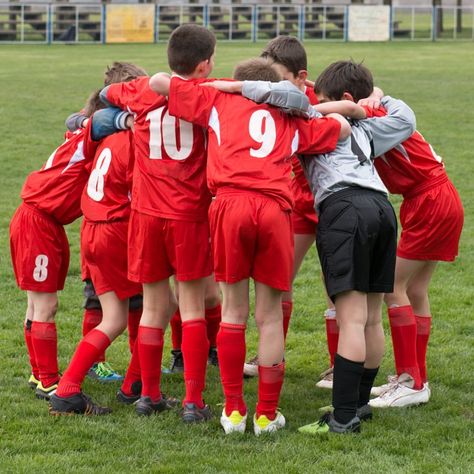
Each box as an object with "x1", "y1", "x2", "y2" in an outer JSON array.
[
  {"x1": 81, "y1": 130, "x2": 135, "y2": 222},
  {"x1": 364, "y1": 106, "x2": 447, "y2": 196},
  {"x1": 168, "y1": 77, "x2": 341, "y2": 210},
  {"x1": 20, "y1": 121, "x2": 98, "y2": 225},
  {"x1": 105, "y1": 76, "x2": 211, "y2": 222},
  {"x1": 291, "y1": 86, "x2": 320, "y2": 214}
]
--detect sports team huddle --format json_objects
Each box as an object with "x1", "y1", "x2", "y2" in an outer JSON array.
[{"x1": 9, "y1": 25, "x2": 464, "y2": 435}]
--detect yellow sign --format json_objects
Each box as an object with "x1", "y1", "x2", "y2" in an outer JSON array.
[{"x1": 106, "y1": 5, "x2": 155, "y2": 43}]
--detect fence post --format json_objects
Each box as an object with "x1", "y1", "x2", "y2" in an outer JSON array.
[
  {"x1": 20, "y1": 4, "x2": 24, "y2": 43},
  {"x1": 155, "y1": 4, "x2": 159, "y2": 43},
  {"x1": 432, "y1": 6, "x2": 437, "y2": 41},
  {"x1": 251, "y1": 5, "x2": 257, "y2": 42},
  {"x1": 203, "y1": 4, "x2": 208, "y2": 28},
  {"x1": 389, "y1": 6, "x2": 393, "y2": 41},
  {"x1": 298, "y1": 5, "x2": 304, "y2": 41},
  {"x1": 344, "y1": 6, "x2": 349, "y2": 42}
]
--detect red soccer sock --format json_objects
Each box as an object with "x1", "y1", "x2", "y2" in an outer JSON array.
[
  {"x1": 137, "y1": 326, "x2": 164, "y2": 401},
  {"x1": 127, "y1": 308, "x2": 142, "y2": 354},
  {"x1": 24, "y1": 319, "x2": 39, "y2": 379},
  {"x1": 205, "y1": 304, "x2": 221, "y2": 348},
  {"x1": 56, "y1": 329, "x2": 111, "y2": 397},
  {"x1": 170, "y1": 309, "x2": 182, "y2": 350},
  {"x1": 82, "y1": 309, "x2": 105, "y2": 363},
  {"x1": 31, "y1": 321, "x2": 59, "y2": 388},
  {"x1": 325, "y1": 309, "x2": 339, "y2": 367},
  {"x1": 415, "y1": 315, "x2": 432, "y2": 383},
  {"x1": 256, "y1": 362, "x2": 285, "y2": 420},
  {"x1": 282, "y1": 300, "x2": 293, "y2": 340},
  {"x1": 216, "y1": 323, "x2": 247, "y2": 416},
  {"x1": 182, "y1": 318, "x2": 209, "y2": 407},
  {"x1": 121, "y1": 338, "x2": 141, "y2": 396},
  {"x1": 388, "y1": 306, "x2": 423, "y2": 389}
]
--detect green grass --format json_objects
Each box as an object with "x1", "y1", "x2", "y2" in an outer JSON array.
[{"x1": 0, "y1": 42, "x2": 473, "y2": 473}]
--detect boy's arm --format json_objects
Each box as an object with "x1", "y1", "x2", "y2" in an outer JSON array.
[
  {"x1": 65, "y1": 112, "x2": 88, "y2": 132},
  {"x1": 89, "y1": 107, "x2": 132, "y2": 141},
  {"x1": 358, "y1": 86, "x2": 384, "y2": 109},
  {"x1": 363, "y1": 96, "x2": 416, "y2": 157},
  {"x1": 313, "y1": 101, "x2": 366, "y2": 120},
  {"x1": 149, "y1": 72, "x2": 171, "y2": 96}
]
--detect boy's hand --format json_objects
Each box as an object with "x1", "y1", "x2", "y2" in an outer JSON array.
[
  {"x1": 200, "y1": 80, "x2": 243, "y2": 94},
  {"x1": 358, "y1": 86, "x2": 384, "y2": 109},
  {"x1": 305, "y1": 79, "x2": 315, "y2": 89}
]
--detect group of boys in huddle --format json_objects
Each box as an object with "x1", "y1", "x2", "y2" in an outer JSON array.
[{"x1": 10, "y1": 25, "x2": 463, "y2": 436}]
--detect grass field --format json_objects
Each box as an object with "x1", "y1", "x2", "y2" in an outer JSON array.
[{"x1": 0, "y1": 41, "x2": 473, "y2": 473}]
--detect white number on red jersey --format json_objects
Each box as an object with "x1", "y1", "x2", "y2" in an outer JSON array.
[
  {"x1": 33, "y1": 254, "x2": 48, "y2": 282},
  {"x1": 87, "y1": 148, "x2": 112, "y2": 201},
  {"x1": 146, "y1": 106, "x2": 194, "y2": 160},
  {"x1": 249, "y1": 110, "x2": 277, "y2": 158}
]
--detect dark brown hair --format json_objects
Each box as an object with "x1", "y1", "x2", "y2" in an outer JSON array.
[
  {"x1": 103, "y1": 61, "x2": 148, "y2": 86},
  {"x1": 233, "y1": 58, "x2": 282, "y2": 82},
  {"x1": 167, "y1": 24, "x2": 216, "y2": 75},
  {"x1": 260, "y1": 35, "x2": 307, "y2": 77},
  {"x1": 314, "y1": 60, "x2": 374, "y2": 102}
]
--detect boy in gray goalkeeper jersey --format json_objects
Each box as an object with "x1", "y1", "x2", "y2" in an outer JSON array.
[{"x1": 205, "y1": 78, "x2": 415, "y2": 434}]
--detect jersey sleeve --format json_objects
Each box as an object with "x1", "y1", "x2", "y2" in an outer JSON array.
[
  {"x1": 103, "y1": 79, "x2": 144, "y2": 113},
  {"x1": 295, "y1": 116, "x2": 342, "y2": 155},
  {"x1": 167, "y1": 77, "x2": 219, "y2": 128},
  {"x1": 361, "y1": 96, "x2": 417, "y2": 158}
]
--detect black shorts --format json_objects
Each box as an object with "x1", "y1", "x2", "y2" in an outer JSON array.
[{"x1": 316, "y1": 187, "x2": 397, "y2": 302}]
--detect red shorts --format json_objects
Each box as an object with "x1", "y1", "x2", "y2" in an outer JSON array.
[
  {"x1": 81, "y1": 220, "x2": 142, "y2": 300},
  {"x1": 398, "y1": 179, "x2": 464, "y2": 261},
  {"x1": 209, "y1": 191, "x2": 293, "y2": 291},
  {"x1": 291, "y1": 182, "x2": 318, "y2": 235},
  {"x1": 10, "y1": 203, "x2": 69, "y2": 292},
  {"x1": 128, "y1": 210, "x2": 212, "y2": 283}
]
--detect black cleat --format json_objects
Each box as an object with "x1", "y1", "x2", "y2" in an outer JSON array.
[
  {"x1": 169, "y1": 349, "x2": 184, "y2": 373},
  {"x1": 135, "y1": 394, "x2": 180, "y2": 416},
  {"x1": 356, "y1": 404, "x2": 373, "y2": 421},
  {"x1": 49, "y1": 392, "x2": 111, "y2": 416},
  {"x1": 182, "y1": 402, "x2": 212, "y2": 423},
  {"x1": 116, "y1": 381, "x2": 142, "y2": 405},
  {"x1": 207, "y1": 347, "x2": 219, "y2": 367}
]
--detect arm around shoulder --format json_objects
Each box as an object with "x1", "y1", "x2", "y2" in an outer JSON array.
[{"x1": 149, "y1": 72, "x2": 171, "y2": 96}]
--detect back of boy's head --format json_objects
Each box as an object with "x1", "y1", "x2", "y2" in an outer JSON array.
[
  {"x1": 168, "y1": 24, "x2": 216, "y2": 75},
  {"x1": 314, "y1": 60, "x2": 373, "y2": 102},
  {"x1": 104, "y1": 61, "x2": 148, "y2": 86},
  {"x1": 233, "y1": 58, "x2": 282, "y2": 82},
  {"x1": 83, "y1": 90, "x2": 104, "y2": 117},
  {"x1": 260, "y1": 35, "x2": 307, "y2": 77}
]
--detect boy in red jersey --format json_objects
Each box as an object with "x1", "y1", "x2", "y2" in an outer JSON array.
[
  {"x1": 49, "y1": 64, "x2": 152, "y2": 415},
  {"x1": 10, "y1": 98, "x2": 130, "y2": 401},
  {"x1": 244, "y1": 36, "x2": 340, "y2": 385},
  {"x1": 313, "y1": 60, "x2": 464, "y2": 408},
  {"x1": 149, "y1": 57, "x2": 349, "y2": 435},
  {"x1": 100, "y1": 25, "x2": 216, "y2": 421}
]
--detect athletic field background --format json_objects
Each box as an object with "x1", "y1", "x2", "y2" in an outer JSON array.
[{"x1": 0, "y1": 42, "x2": 473, "y2": 473}]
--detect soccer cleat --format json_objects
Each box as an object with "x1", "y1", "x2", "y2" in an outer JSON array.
[
  {"x1": 299, "y1": 412, "x2": 361, "y2": 435},
  {"x1": 253, "y1": 411, "x2": 286, "y2": 436},
  {"x1": 208, "y1": 347, "x2": 219, "y2": 367},
  {"x1": 135, "y1": 394, "x2": 180, "y2": 416},
  {"x1": 169, "y1": 349, "x2": 184, "y2": 373},
  {"x1": 116, "y1": 381, "x2": 142, "y2": 405},
  {"x1": 87, "y1": 362, "x2": 124, "y2": 383},
  {"x1": 370, "y1": 374, "x2": 398, "y2": 397},
  {"x1": 220, "y1": 408, "x2": 247, "y2": 434},
  {"x1": 369, "y1": 375, "x2": 430, "y2": 408},
  {"x1": 182, "y1": 402, "x2": 212, "y2": 423},
  {"x1": 243, "y1": 355, "x2": 259, "y2": 378},
  {"x1": 28, "y1": 374, "x2": 40, "y2": 390},
  {"x1": 35, "y1": 381, "x2": 58, "y2": 400},
  {"x1": 49, "y1": 392, "x2": 111, "y2": 416},
  {"x1": 318, "y1": 404, "x2": 373, "y2": 422},
  {"x1": 315, "y1": 367, "x2": 333, "y2": 389}
]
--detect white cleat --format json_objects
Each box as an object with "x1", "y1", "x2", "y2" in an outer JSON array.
[
  {"x1": 253, "y1": 411, "x2": 286, "y2": 436},
  {"x1": 315, "y1": 367, "x2": 333, "y2": 389},
  {"x1": 370, "y1": 374, "x2": 398, "y2": 397},
  {"x1": 243, "y1": 356, "x2": 259, "y2": 377},
  {"x1": 369, "y1": 374, "x2": 430, "y2": 408},
  {"x1": 220, "y1": 408, "x2": 247, "y2": 434}
]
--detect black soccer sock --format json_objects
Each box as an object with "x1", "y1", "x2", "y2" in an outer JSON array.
[
  {"x1": 358, "y1": 367, "x2": 379, "y2": 408},
  {"x1": 332, "y1": 353, "x2": 364, "y2": 425}
]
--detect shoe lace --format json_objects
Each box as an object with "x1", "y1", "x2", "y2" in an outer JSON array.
[
  {"x1": 380, "y1": 382, "x2": 403, "y2": 399},
  {"x1": 96, "y1": 362, "x2": 115, "y2": 377},
  {"x1": 318, "y1": 412, "x2": 332, "y2": 426},
  {"x1": 319, "y1": 367, "x2": 333, "y2": 379}
]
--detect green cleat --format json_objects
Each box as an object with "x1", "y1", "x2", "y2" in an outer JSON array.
[
  {"x1": 298, "y1": 412, "x2": 361, "y2": 435},
  {"x1": 87, "y1": 362, "x2": 123, "y2": 383}
]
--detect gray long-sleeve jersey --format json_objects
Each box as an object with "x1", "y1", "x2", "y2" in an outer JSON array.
[{"x1": 241, "y1": 81, "x2": 416, "y2": 212}]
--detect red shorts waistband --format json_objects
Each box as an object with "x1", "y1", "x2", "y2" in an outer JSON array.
[
  {"x1": 403, "y1": 174, "x2": 448, "y2": 199},
  {"x1": 21, "y1": 202, "x2": 61, "y2": 226}
]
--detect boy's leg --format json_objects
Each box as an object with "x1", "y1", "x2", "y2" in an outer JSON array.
[
  {"x1": 218, "y1": 280, "x2": 249, "y2": 433},
  {"x1": 29, "y1": 291, "x2": 60, "y2": 399},
  {"x1": 24, "y1": 293, "x2": 39, "y2": 387},
  {"x1": 50, "y1": 291, "x2": 128, "y2": 415},
  {"x1": 127, "y1": 294, "x2": 143, "y2": 353},
  {"x1": 204, "y1": 275, "x2": 221, "y2": 366},
  {"x1": 179, "y1": 278, "x2": 212, "y2": 421},
  {"x1": 254, "y1": 282, "x2": 285, "y2": 430}
]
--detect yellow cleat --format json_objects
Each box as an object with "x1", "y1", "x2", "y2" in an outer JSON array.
[
  {"x1": 253, "y1": 411, "x2": 286, "y2": 436},
  {"x1": 220, "y1": 408, "x2": 247, "y2": 434}
]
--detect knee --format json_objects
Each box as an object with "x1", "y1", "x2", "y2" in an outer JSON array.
[
  {"x1": 204, "y1": 293, "x2": 221, "y2": 310},
  {"x1": 222, "y1": 304, "x2": 248, "y2": 326},
  {"x1": 35, "y1": 300, "x2": 58, "y2": 322},
  {"x1": 406, "y1": 285, "x2": 427, "y2": 307}
]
